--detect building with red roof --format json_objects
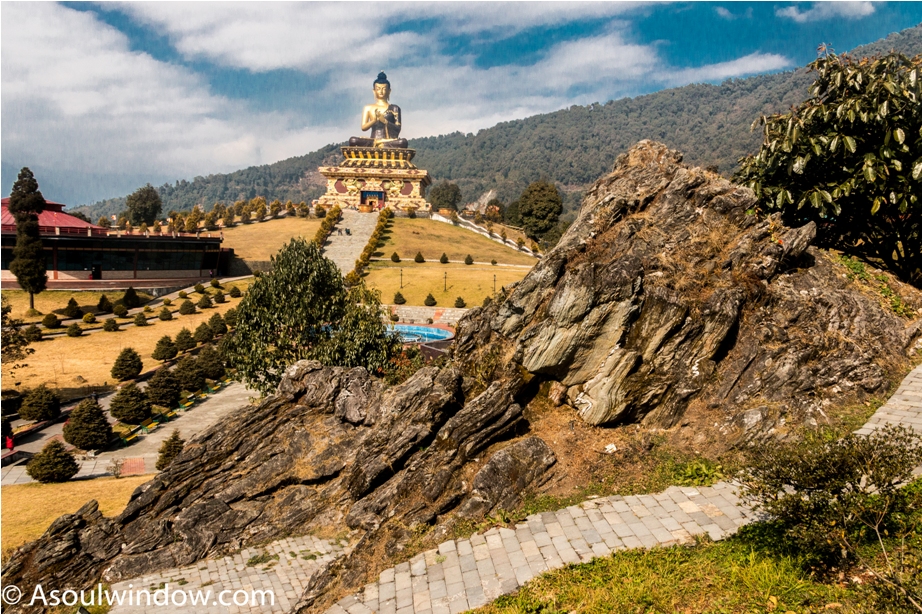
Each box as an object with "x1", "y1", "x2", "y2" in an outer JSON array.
[{"x1": 1, "y1": 198, "x2": 227, "y2": 290}]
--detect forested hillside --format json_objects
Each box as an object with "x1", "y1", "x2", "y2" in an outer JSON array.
[{"x1": 76, "y1": 24, "x2": 922, "y2": 221}]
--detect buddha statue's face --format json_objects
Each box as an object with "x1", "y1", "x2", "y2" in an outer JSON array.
[{"x1": 374, "y1": 82, "x2": 390, "y2": 102}]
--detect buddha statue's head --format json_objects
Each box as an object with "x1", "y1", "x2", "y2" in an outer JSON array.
[{"x1": 374, "y1": 71, "x2": 391, "y2": 102}]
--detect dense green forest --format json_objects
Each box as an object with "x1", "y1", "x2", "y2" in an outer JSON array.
[{"x1": 76, "y1": 24, "x2": 922, "y2": 221}]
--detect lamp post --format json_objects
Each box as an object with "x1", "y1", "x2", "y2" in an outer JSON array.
[
  {"x1": 493, "y1": 274, "x2": 496, "y2": 294},
  {"x1": 444, "y1": 272, "x2": 447, "y2": 292},
  {"x1": 400, "y1": 268, "x2": 403, "y2": 289}
]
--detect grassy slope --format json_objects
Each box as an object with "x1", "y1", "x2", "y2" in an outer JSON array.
[
  {"x1": 377, "y1": 218, "x2": 538, "y2": 266},
  {"x1": 220, "y1": 215, "x2": 323, "y2": 262},
  {"x1": 364, "y1": 262, "x2": 529, "y2": 308},
  {"x1": 2, "y1": 290, "x2": 153, "y2": 324}
]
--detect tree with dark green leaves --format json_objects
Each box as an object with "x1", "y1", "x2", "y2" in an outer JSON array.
[
  {"x1": 97, "y1": 294, "x2": 113, "y2": 313},
  {"x1": 19, "y1": 384, "x2": 61, "y2": 422},
  {"x1": 175, "y1": 327, "x2": 195, "y2": 352},
  {"x1": 63, "y1": 297, "x2": 83, "y2": 319},
  {"x1": 62, "y1": 398, "x2": 113, "y2": 451},
  {"x1": 517, "y1": 179, "x2": 562, "y2": 240},
  {"x1": 152, "y1": 335, "x2": 178, "y2": 361},
  {"x1": 7, "y1": 168, "x2": 48, "y2": 312},
  {"x1": 197, "y1": 344, "x2": 226, "y2": 380},
  {"x1": 736, "y1": 50, "x2": 922, "y2": 286},
  {"x1": 125, "y1": 183, "x2": 163, "y2": 225},
  {"x1": 2, "y1": 298, "x2": 33, "y2": 365},
  {"x1": 147, "y1": 367, "x2": 181, "y2": 409},
  {"x1": 428, "y1": 180, "x2": 462, "y2": 211},
  {"x1": 208, "y1": 312, "x2": 227, "y2": 336},
  {"x1": 111, "y1": 347, "x2": 143, "y2": 381},
  {"x1": 173, "y1": 354, "x2": 205, "y2": 392},
  {"x1": 109, "y1": 382, "x2": 152, "y2": 424},
  {"x1": 26, "y1": 440, "x2": 79, "y2": 483},
  {"x1": 122, "y1": 287, "x2": 141, "y2": 308},
  {"x1": 223, "y1": 238, "x2": 401, "y2": 393},
  {"x1": 194, "y1": 321, "x2": 214, "y2": 344},
  {"x1": 156, "y1": 430, "x2": 185, "y2": 470},
  {"x1": 223, "y1": 307, "x2": 237, "y2": 329}
]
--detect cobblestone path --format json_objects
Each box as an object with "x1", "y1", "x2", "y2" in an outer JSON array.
[{"x1": 107, "y1": 364, "x2": 922, "y2": 614}]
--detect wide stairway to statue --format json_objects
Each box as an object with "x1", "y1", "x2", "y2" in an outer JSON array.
[{"x1": 321, "y1": 208, "x2": 381, "y2": 274}]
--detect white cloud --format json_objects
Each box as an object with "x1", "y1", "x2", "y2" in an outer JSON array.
[
  {"x1": 669, "y1": 52, "x2": 792, "y2": 84},
  {"x1": 776, "y1": 2, "x2": 875, "y2": 23}
]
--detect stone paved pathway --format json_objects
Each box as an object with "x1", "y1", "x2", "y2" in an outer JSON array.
[
  {"x1": 322, "y1": 209, "x2": 380, "y2": 274},
  {"x1": 105, "y1": 363, "x2": 922, "y2": 614}
]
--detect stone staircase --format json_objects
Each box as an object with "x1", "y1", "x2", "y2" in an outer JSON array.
[{"x1": 322, "y1": 209, "x2": 380, "y2": 274}]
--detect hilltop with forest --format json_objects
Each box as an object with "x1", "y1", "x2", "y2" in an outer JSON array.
[{"x1": 75, "y1": 24, "x2": 922, "y2": 221}]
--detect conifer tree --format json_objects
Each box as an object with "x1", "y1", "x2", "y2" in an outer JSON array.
[
  {"x1": 156, "y1": 430, "x2": 185, "y2": 471},
  {"x1": 7, "y1": 168, "x2": 47, "y2": 311},
  {"x1": 26, "y1": 440, "x2": 79, "y2": 483},
  {"x1": 108, "y1": 382, "x2": 152, "y2": 424},
  {"x1": 152, "y1": 335, "x2": 178, "y2": 361},
  {"x1": 111, "y1": 347, "x2": 143, "y2": 381},
  {"x1": 147, "y1": 367, "x2": 181, "y2": 409},
  {"x1": 194, "y1": 321, "x2": 214, "y2": 344},
  {"x1": 197, "y1": 344, "x2": 226, "y2": 380},
  {"x1": 19, "y1": 384, "x2": 61, "y2": 422},
  {"x1": 62, "y1": 398, "x2": 113, "y2": 451},
  {"x1": 208, "y1": 312, "x2": 227, "y2": 336},
  {"x1": 173, "y1": 354, "x2": 205, "y2": 392},
  {"x1": 174, "y1": 327, "x2": 195, "y2": 352}
]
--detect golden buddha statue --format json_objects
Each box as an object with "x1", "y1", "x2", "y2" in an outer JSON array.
[{"x1": 349, "y1": 72, "x2": 409, "y2": 148}]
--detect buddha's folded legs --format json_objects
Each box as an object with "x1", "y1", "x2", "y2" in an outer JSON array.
[{"x1": 348, "y1": 137, "x2": 409, "y2": 148}]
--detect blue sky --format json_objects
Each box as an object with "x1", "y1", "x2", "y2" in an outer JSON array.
[{"x1": 2, "y1": 2, "x2": 921, "y2": 207}]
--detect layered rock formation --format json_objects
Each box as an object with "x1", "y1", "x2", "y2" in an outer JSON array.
[{"x1": 4, "y1": 141, "x2": 920, "y2": 613}]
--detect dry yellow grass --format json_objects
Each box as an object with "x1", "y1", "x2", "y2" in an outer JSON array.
[
  {"x1": 1, "y1": 289, "x2": 153, "y2": 323},
  {"x1": 220, "y1": 215, "x2": 323, "y2": 261},
  {"x1": 3, "y1": 283, "x2": 250, "y2": 394},
  {"x1": 363, "y1": 262, "x2": 529, "y2": 307},
  {"x1": 1, "y1": 475, "x2": 151, "y2": 553},
  {"x1": 380, "y1": 218, "x2": 537, "y2": 266}
]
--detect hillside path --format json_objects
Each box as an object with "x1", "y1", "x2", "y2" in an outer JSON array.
[
  {"x1": 107, "y1": 363, "x2": 922, "y2": 614},
  {"x1": 322, "y1": 209, "x2": 380, "y2": 274}
]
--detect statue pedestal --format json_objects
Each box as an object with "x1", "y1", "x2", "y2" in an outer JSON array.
[{"x1": 316, "y1": 147, "x2": 431, "y2": 212}]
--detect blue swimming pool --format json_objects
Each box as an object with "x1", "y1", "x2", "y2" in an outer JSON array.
[{"x1": 389, "y1": 324, "x2": 454, "y2": 343}]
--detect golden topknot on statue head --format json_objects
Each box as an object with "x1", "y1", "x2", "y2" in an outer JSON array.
[{"x1": 348, "y1": 71, "x2": 409, "y2": 149}]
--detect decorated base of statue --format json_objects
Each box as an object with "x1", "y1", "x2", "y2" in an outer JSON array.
[{"x1": 317, "y1": 146, "x2": 431, "y2": 212}]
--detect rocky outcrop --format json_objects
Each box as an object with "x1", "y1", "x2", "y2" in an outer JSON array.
[{"x1": 453, "y1": 140, "x2": 921, "y2": 436}]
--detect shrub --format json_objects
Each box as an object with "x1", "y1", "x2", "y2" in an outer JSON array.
[
  {"x1": 103, "y1": 318, "x2": 120, "y2": 332},
  {"x1": 210, "y1": 278, "x2": 221, "y2": 289},
  {"x1": 491, "y1": 259, "x2": 497, "y2": 265},
  {"x1": 63, "y1": 398, "x2": 113, "y2": 451},
  {"x1": 208, "y1": 312, "x2": 227, "y2": 336},
  {"x1": 229, "y1": 286, "x2": 242, "y2": 298},
  {"x1": 194, "y1": 283, "x2": 205, "y2": 294},
  {"x1": 97, "y1": 294, "x2": 113, "y2": 313},
  {"x1": 122, "y1": 286, "x2": 141, "y2": 308},
  {"x1": 414, "y1": 252, "x2": 425, "y2": 263},
  {"x1": 454, "y1": 297, "x2": 466, "y2": 308},
  {"x1": 66, "y1": 323, "x2": 83, "y2": 337},
  {"x1": 314, "y1": 204, "x2": 327, "y2": 219},
  {"x1": 63, "y1": 297, "x2": 83, "y2": 318},
  {"x1": 464, "y1": 254, "x2": 474, "y2": 265},
  {"x1": 178, "y1": 290, "x2": 188, "y2": 299},
  {"x1": 113, "y1": 304, "x2": 129, "y2": 318},
  {"x1": 159, "y1": 307, "x2": 173, "y2": 321},
  {"x1": 26, "y1": 440, "x2": 79, "y2": 483},
  {"x1": 439, "y1": 253, "x2": 449, "y2": 264},
  {"x1": 194, "y1": 322, "x2": 214, "y2": 344},
  {"x1": 19, "y1": 385, "x2": 61, "y2": 422},
  {"x1": 147, "y1": 367, "x2": 181, "y2": 409},
  {"x1": 143, "y1": 305, "x2": 152, "y2": 313},
  {"x1": 174, "y1": 327, "x2": 195, "y2": 352},
  {"x1": 82, "y1": 312, "x2": 96, "y2": 324},
  {"x1": 197, "y1": 294, "x2": 213, "y2": 309},
  {"x1": 197, "y1": 344, "x2": 226, "y2": 380},
  {"x1": 213, "y1": 290, "x2": 226, "y2": 304},
  {"x1": 223, "y1": 307, "x2": 237, "y2": 329},
  {"x1": 162, "y1": 297, "x2": 172, "y2": 307},
  {"x1": 173, "y1": 354, "x2": 205, "y2": 392},
  {"x1": 111, "y1": 347, "x2": 143, "y2": 381},
  {"x1": 133, "y1": 312, "x2": 149, "y2": 327},
  {"x1": 23, "y1": 324, "x2": 42, "y2": 341},
  {"x1": 179, "y1": 300, "x2": 196, "y2": 315},
  {"x1": 389, "y1": 312, "x2": 399, "y2": 322},
  {"x1": 152, "y1": 335, "x2": 178, "y2": 361},
  {"x1": 393, "y1": 292, "x2": 406, "y2": 305},
  {"x1": 108, "y1": 382, "x2": 152, "y2": 424},
  {"x1": 424, "y1": 293, "x2": 436, "y2": 307},
  {"x1": 156, "y1": 430, "x2": 185, "y2": 471},
  {"x1": 42, "y1": 313, "x2": 60, "y2": 328},
  {"x1": 391, "y1": 252, "x2": 401, "y2": 263}
]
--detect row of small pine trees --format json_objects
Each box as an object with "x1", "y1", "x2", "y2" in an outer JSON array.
[
  {"x1": 391, "y1": 252, "x2": 476, "y2": 265},
  {"x1": 347, "y1": 208, "x2": 393, "y2": 284},
  {"x1": 393, "y1": 292, "x2": 466, "y2": 308},
  {"x1": 313, "y1": 205, "x2": 342, "y2": 245}
]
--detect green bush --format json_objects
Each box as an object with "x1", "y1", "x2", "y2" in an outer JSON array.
[
  {"x1": 197, "y1": 344, "x2": 226, "y2": 380},
  {"x1": 210, "y1": 278, "x2": 221, "y2": 288},
  {"x1": 113, "y1": 304, "x2": 129, "y2": 318},
  {"x1": 162, "y1": 297, "x2": 172, "y2": 307},
  {"x1": 424, "y1": 293, "x2": 436, "y2": 307},
  {"x1": 194, "y1": 322, "x2": 214, "y2": 344},
  {"x1": 389, "y1": 312, "x2": 399, "y2": 322},
  {"x1": 159, "y1": 307, "x2": 173, "y2": 321},
  {"x1": 133, "y1": 312, "x2": 149, "y2": 327},
  {"x1": 23, "y1": 324, "x2": 42, "y2": 341},
  {"x1": 42, "y1": 313, "x2": 60, "y2": 329},
  {"x1": 179, "y1": 300, "x2": 196, "y2": 315},
  {"x1": 109, "y1": 382, "x2": 152, "y2": 424},
  {"x1": 122, "y1": 286, "x2": 141, "y2": 308},
  {"x1": 62, "y1": 398, "x2": 113, "y2": 451},
  {"x1": 66, "y1": 323, "x2": 83, "y2": 337},
  {"x1": 464, "y1": 254, "x2": 474, "y2": 265},
  {"x1": 213, "y1": 290, "x2": 226, "y2": 304},
  {"x1": 197, "y1": 294, "x2": 213, "y2": 309},
  {"x1": 173, "y1": 354, "x2": 205, "y2": 392},
  {"x1": 491, "y1": 259, "x2": 497, "y2": 265},
  {"x1": 223, "y1": 307, "x2": 238, "y2": 329},
  {"x1": 63, "y1": 297, "x2": 83, "y2": 318},
  {"x1": 439, "y1": 253, "x2": 449, "y2": 264},
  {"x1": 178, "y1": 290, "x2": 188, "y2": 299},
  {"x1": 174, "y1": 327, "x2": 195, "y2": 352},
  {"x1": 414, "y1": 252, "x2": 425, "y2": 263},
  {"x1": 97, "y1": 294, "x2": 113, "y2": 313},
  {"x1": 208, "y1": 313, "x2": 227, "y2": 336},
  {"x1": 19, "y1": 385, "x2": 61, "y2": 422},
  {"x1": 111, "y1": 347, "x2": 143, "y2": 381},
  {"x1": 103, "y1": 318, "x2": 120, "y2": 332},
  {"x1": 454, "y1": 297, "x2": 466, "y2": 308},
  {"x1": 393, "y1": 292, "x2": 406, "y2": 305},
  {"x1": 152, "y1": 335, "x2": 178, "y2": 361},
  {"x1": 156, "y1": 430, "x2": 185, "y2": 471},
  {"x1": 82, "y1": 312, "x2": 96, "y2": 324},
  {"x1": 194, "y1": 283, "x2": 205, "y2": 294},
  {"x1": 391, "y1": 252, "x2": 400, "y2": 263},
  {"x1": 147, "y1": 367, "x2": 181, "y2": 409},
  {"x1": 26, "y1": 440, "x2": 79, "y2": 483},
  {"x1": 229, "y1": 286, "x2": 242, "y2": 298}
]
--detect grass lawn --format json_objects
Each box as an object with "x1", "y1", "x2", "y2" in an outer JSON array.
[
  {"x1": 3, "y1": 282, "x2": 250, "y2": 395},
  {"x1": 1, "y1": 289, "x2": 154, "y2": 323},
  {"x1": 220, "y1": 215, "x2": 323, "y2": 261},
  {"x1": 1, "y1": 475, "x2": 152, "y2": 555},
  {"x1": 363, "y1": 262, "x2": 529, "y2": 307},
  {"x1": 379, "y1": 218, "x2": 538, "y2": 266}
]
